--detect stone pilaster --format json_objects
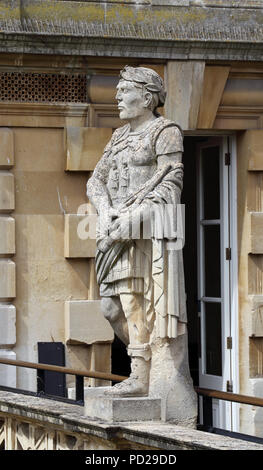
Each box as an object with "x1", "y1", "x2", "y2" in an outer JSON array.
[
  {"x1": 237, "y1": 129, "x2": 263, "y2": 436},
  {"x1": 0, "y1": 128, "x2": 16, "y2": 387}
]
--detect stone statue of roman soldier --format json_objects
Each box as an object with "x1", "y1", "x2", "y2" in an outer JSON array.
[{"x1": 86, "y1": 66, "x2": 197, "y2": 425}]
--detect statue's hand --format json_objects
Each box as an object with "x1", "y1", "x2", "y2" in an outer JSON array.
[
  {"x1": 110, "y1": 215, "x2": 131, "y2": 240},
  {"x1": 108, "y1": 207, "x2": 119, "y2": 220},
  {"x1": 97, "y1": 236, "x2": 115, "y2": 253}
]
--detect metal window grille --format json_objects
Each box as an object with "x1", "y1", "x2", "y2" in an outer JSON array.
[{"x1": 0, "y1": 72, "x2": 87, "y2": 103}]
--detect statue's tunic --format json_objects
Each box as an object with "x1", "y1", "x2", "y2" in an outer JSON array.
[{"x1": 87, "y1": 117, "x2": 187, "y2": 338}]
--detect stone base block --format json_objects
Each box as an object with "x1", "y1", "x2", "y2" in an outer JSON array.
[
  {"x1": 0, "y1": 304, "x2": 16, "y2": 346},
  {"x1": 0, "y1": 172, "x2": 14, "y2": 212},
  {"x1": 0, "y1": 260, "x2": 16, "y2": 299},
  {"x1": 65, "y1": 300, "x2": 114, "y2": 345},
  {"x1": 0, "y1": 128, "x2": 14, "y2": 169},
  {"x1": 84, "y1": 387, "x2": 161, "y2": 422},
  {"x1": 0, "y1": 349, "x2": 16, "y2": 387}
]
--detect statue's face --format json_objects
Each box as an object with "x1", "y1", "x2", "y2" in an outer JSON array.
[{"x1": 115, "y1": 79, "x2": 147, "y2": 120}]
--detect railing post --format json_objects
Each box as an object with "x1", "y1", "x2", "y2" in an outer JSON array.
[
  {"x1": 75, "y1": 375, "x2": 84, "y2": 403},
  {"x1": 203, "y1": 395, "x2": 213, "y2": 432}
]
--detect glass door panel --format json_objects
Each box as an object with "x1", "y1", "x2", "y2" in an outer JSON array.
[
  {"x1": 204, "y1": 302, "x2": 222, "y2": 376},
  {"x1": 202, "y1": 146, "x2": 220, "y2": 220},
  {"x1": 203, "y1": 224, "x2": 221, "y2": 298}
]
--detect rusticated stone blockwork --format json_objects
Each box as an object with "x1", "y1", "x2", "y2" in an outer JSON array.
[
  {"x1": 0, "y1": 216, "x2": 15, "y2": 255},
  {"x1": 0, "y1": 128, "x2": 14, "y2": 168},
  {"x1": 250, "y1": 338, "x2": 263, "y2": 378}
]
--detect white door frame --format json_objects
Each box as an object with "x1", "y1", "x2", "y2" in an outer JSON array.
[
  {"x1": 196, "y1": 135, "x2": 239, "y2": 431},
  {"x1": 228, "y1": 135, "x2": 239, "y2": 432}
]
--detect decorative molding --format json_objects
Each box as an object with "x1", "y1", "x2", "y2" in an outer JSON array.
[
  {"x1": 88, "y1": 104, "x2": 121, "y2": 128},
  {"x1": 0, "y1": 102, "x2": 89, "y2": 117},
  {"x1": 0, "y1": 103, "x2": 89, "y2": 128},
  {"x1": 214, "y1": 106, "x2": 263, "y2": 130},
  {"x1": 0, "y1": 34, "x2": 263, "y2": 62}
]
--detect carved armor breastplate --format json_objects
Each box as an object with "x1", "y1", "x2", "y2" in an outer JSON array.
[{"x1": 107, "y1": 121, "x2": 159, "y2": 207}]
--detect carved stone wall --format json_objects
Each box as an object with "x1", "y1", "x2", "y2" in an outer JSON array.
[{"x1": 0, "y1": 415, "x2": 112, "y2": 450}]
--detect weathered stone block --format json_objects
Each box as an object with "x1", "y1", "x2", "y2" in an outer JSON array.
[
  {"x1": 66, "y1": 127, "x2": 113, "y2": 171},
  {"x1": 0, "y1": 128, "x2": 14, "y2": 168},
  {"x1": 0, "y1": 216, "x2": 15, "y2": 255},
  {"x1": 165, "y1": 61, "x2": 205, "y2": 130},
  {"x1": 250, "y1": 212, "x2": 263, "y2": 254},
  {"x1": 247, "y1": 130, "x2": 263, "y2": 171},
  {"x1": 65, "y1": 300, "x2": 114, "y2": 345},
  {"x1": 0, "y1": 172, "x2": 15, "y2": 212},
  {"x1": 249, "y1": 337, "x2": 263, "y2": 377},
  {"x1": 85, "y1": 387, "x2": 161, "y2": 422},
  {"x1": 0, "y1": 304, "x2": 16, "y2": 346},
  {"x1": 249, "y1": 295, "x2": 263, "y2": 337},
  {"x1": 0, "y1": 260, "x2": 15, "y2": 299},
  {"x1": 64, "y1": 214, "x2": 97, "y2": 258},
  {"x1": 249, "y1": 378, "x2": 263, "y2": 437},
  {"x1": 0, "y1": 349, "x2": 16, "y2": 387},
  {"x1": 197, "y1": 66, "x2": 230, "y2": 129}
]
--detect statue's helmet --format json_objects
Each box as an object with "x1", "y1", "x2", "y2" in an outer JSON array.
[{"x1": 119, "y1": 66, "x2": 166, "y2": 115}]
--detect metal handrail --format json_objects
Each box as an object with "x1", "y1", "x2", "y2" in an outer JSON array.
[
  {"x1": 1, "y1": 358, "x2": 263, "y2": 408},
  {"x1": 195, "y1": 386, "x2": 263, "y2": 408},
  {"x1": 196, "y1": 386, "x2": 263, "y2": 444},
  {"x1": 0, "y1": 357, "x2": 128, "y2": 404},
  {"x1": 0, "y1": 357, "x2": 127, "y2": 383}
]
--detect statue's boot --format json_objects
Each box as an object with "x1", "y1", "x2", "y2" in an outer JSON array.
[{"x1": 104, "y1": 357, "x2": 150, "y2": 397}]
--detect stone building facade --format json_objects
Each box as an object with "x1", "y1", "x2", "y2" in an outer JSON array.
[{"x1": 0, "y1": 0, "x2": 263, "y2": 437}]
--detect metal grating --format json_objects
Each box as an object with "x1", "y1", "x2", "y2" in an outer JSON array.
[{"x1": 0, "y1": 72, "x2": 87, "y2": 103}]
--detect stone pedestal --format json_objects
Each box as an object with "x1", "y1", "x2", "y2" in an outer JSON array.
[
  {"x1": 83, "y1": 334, "x2": 197, "y2": 427},
  {"x1": 84, "y1": 387, "x2": 161, "y2": 422},
  {"x1": 149, "y1": 334, "x2": 197, "y2": 428}
]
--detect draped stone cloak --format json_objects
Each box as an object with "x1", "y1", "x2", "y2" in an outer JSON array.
[{"x1": 86, "y1": 117, "x2": 187, "y2": 339}]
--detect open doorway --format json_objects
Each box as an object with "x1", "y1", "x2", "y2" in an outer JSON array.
[{"x1": 183, "y1": 135, "x2": 238, "y2": 431}]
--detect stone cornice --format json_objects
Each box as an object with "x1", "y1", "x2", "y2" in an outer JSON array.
[
  {"x1": 33, "y1": 0, "x2": 263, "y2": 8},
  {"x1": 0, "y1": 1, "x2": 263, "y2": 41},
  {"x1": 0, "y1": 0, "x2": 263, "y2": 60},
  {"x1": 0, "y1": 33, "x2": 263, "y2": 62}
]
